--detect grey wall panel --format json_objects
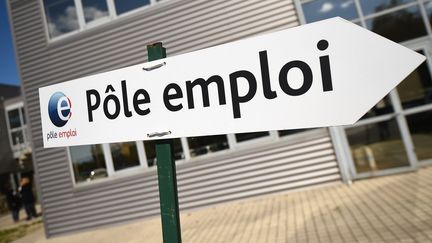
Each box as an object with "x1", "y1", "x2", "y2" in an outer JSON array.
[
  {"x1": 43, "y1": 132, "x2": 339, "y2": 235},
  {"x1": 8, "y1": 0, "x2": 343, "y2": 237}
]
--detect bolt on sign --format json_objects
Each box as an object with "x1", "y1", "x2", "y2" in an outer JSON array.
[{"x1": 39, "y1": 17, "x2": 425, "y2": 148}]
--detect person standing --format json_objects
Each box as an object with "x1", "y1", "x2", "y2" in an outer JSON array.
[
  {"x1": 19, "y1": 177, "x2": 37, "y2": 220},
  {"x1": 2, "y1": 183, "x2": 21, "y2": 223}
]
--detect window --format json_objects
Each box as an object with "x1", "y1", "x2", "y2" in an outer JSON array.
[
  {"x1": 114, "y1": 0, "x2": 150, "y2": 15},
  {"x1": 70, "y1": 144, "x2": 107, "y2": 183},
  {"x1": 359, "y1": 0, "x2": 415, "y2": 16},
  {"x1": 7, "y1": 109, "x2": 21, "y2": 129},
  {"x1": 110, "y1": 142, "x2": 140, "y2": 171},
  {"x1": 43, "y1": 0, "x2": 79, "y2": 38},
  {"x1": 70, "y1": 139, "x2": 186, "y2": 184},
  {"x1": 11, "y1": 131, "x2": 24, "y2": 145},
  {"x1": 188, "y1": 135, "x2": 229, "y2": 158},
  {"x1": 42, "y1": 0, "x2": 162, "y2": 40},
  {"x1": 346, "y1": 120, "x2": 409, "y2": 173},
  {"x1": 397, "y1": 51, "x2": 432, "y2": 109},
  {"x1": 366, "y1": 5, "x2": 427, "y2": 43},
  {"x1": 82, "y1": 0, "x2": 109, "y2": 23},
  {"x1": 360, "y1": 96, "x2": 393, "y2": 120},
  {"x1": 405, "y1": 111, "x2": 432, "y2": 161},
  {"x1": 143, "y1": 139, "x2": 184, "y2": 167},
  {"x1": 299, "y1": 0, "x2": 431, "y2": 43},
  {"x1": 425, "y1": 1, "x2": 432, "y2": 27},
  {"x1": 6, "y1": 106, "x2": 28, "y2": 150},
  {"x1": 235, "y1": 132, "x2": 269, "y2": 143},
  {"x1": 301, "y1": 0, "x2": 358, "y2": 23},
  {"x1": 278, "y1": 129, "x2": 306, "y2": 137},
  {"x1": 298, "y1": 0, "x2": 432, "y2": 176}
]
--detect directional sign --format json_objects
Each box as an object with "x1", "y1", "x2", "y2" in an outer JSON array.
[{"x1": 39, "y1": 17, "x2": 425, "y2": 148}]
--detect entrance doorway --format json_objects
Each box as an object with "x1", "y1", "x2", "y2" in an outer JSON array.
[{"x1": 343, "y1": 42, "x2": 432, "y2": 179}]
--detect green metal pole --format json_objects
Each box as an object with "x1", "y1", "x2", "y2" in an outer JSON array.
[{"x1": 147, "y1": 42, "x2": 182, "y2": 243}]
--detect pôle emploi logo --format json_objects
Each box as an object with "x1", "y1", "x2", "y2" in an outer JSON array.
[
  {"x1": 48, "y1": 92, "x2": 71, "y2": 127},
  {"x1": 47, "y1": 92, "x2": 77, "y2": 141}
]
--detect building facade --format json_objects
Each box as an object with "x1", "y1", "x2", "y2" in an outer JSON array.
[
  {"x1": 0, "y1": 85, "x2": 20, "y2": 179},
  {"x1": 0, "y1": 85, "x2": 33, "y2": 191},
  {"x1": 7, "y1": 0, "x2": 432, "y2": 237},
  {"x1": 4, "y1": 96, "x2": 33, "y2": 173}
]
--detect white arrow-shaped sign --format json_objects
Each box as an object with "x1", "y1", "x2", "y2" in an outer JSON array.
[{"x1": 39, "y1": 17, "x2": 425, "y2": 148}]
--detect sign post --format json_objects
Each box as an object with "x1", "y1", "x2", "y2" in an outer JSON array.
[{"x1": 148, "y1": 43, "x2": 182, "y2": 243}]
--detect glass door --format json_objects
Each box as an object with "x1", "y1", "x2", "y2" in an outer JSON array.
[
  {"x1": 343, "y1": 44, "x2": 432, "y2": 178},
  {"x1": 396, "y1": 47, "x2": 432, "y2": 165},
  {"x1": 344, "y1": 99, "x2": 413, "y2": 177}
]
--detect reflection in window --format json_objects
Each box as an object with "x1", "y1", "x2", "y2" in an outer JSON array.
[
  {"x1": 11, "y1": 131, "x2": 24, "y2": 145},
  {"x1": 235, "y1": 132, "x2": 269, "y2": 143},
  {"x1": 144, "y1": 139, "x2": 184, "y2": 167},
  {"x1": 302, "y1": 0, "x2": 358, "y2": 23},
  {"x1": 406, "y1": 111, "x2": 432, "y2": 161},
  {"x1": 360, "y1": 0, "x2": 414, "y2": 16},
  {"x1": 70, "y1": 145, "x2": 107, "y2": 183},
  {"x1": 43, "y1": 0, "x2": 79, "y2": 38},
  {"x1": 82, "y1": 0, "x2": 109, "y2": 23},
  {"x1": 366, "y1": 6, "x2": 427, "y2": 43},
  {"x1": 360, "y1": 96, "x2": 393, "y2": 120},
  {"x1": 114, "y1": 0, "x2": 150, "y2": 15},
  {"x1": 7, "y1": 107, "x2": 27, "y2": 149},
  {"x1": 397, "y1": 51, "x2": 432, "y2": 109},
  {"x1": 188, "y1": 135, "x2": 229, "y2": 158},
  {"x1": 7, "y1": 109, "x2": 21, "y2": 129},
  {"x1": 346, "y1": 119, "x2": 409, "y2": 173},
  {"x1": 110, "y1": 142, "x2": 140, "y2": 171}
]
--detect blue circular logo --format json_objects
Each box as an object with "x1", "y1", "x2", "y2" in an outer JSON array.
[{"x1": 48, "y1": 92, "x2": 72, "y2": 127}]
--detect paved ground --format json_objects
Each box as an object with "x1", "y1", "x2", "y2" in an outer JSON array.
[
  {"x1": 0, "y1": 205, "x2": 42, "y2": 230},
  {"x1": 11, "y1": 166, "x2": 432, "y2": 243}
]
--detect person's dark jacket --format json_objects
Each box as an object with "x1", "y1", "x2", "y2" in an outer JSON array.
[
  {"x1": 20, "y1": 183, "x2": 35, "y2": 204},
  {"x1": 4, "y1": 189, "x2": 21, "y2": 210}
]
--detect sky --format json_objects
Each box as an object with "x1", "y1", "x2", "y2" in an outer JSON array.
[{"x1": 0, "y1": 0, "x2": 20, "y2": 87}]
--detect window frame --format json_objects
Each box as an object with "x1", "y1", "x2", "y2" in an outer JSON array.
[
  {"x1": 39, "y1": 0, "x2": 165, "y2": 42},
  {"x1": 68, "y1": 141, "x2": 150, "y2": 186},
  {"x1": 295, "y1": 0, "x2": 432, "y2": 179},
  {"x1": 69, "y1": 128, "x2": 315, "y2": 187},
  {"x1": 229, "y1": 131, "x2": 278, "y2": 149},
  {"x1": 5, "y1": 102, "x2": 28, "y2": 154}
]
